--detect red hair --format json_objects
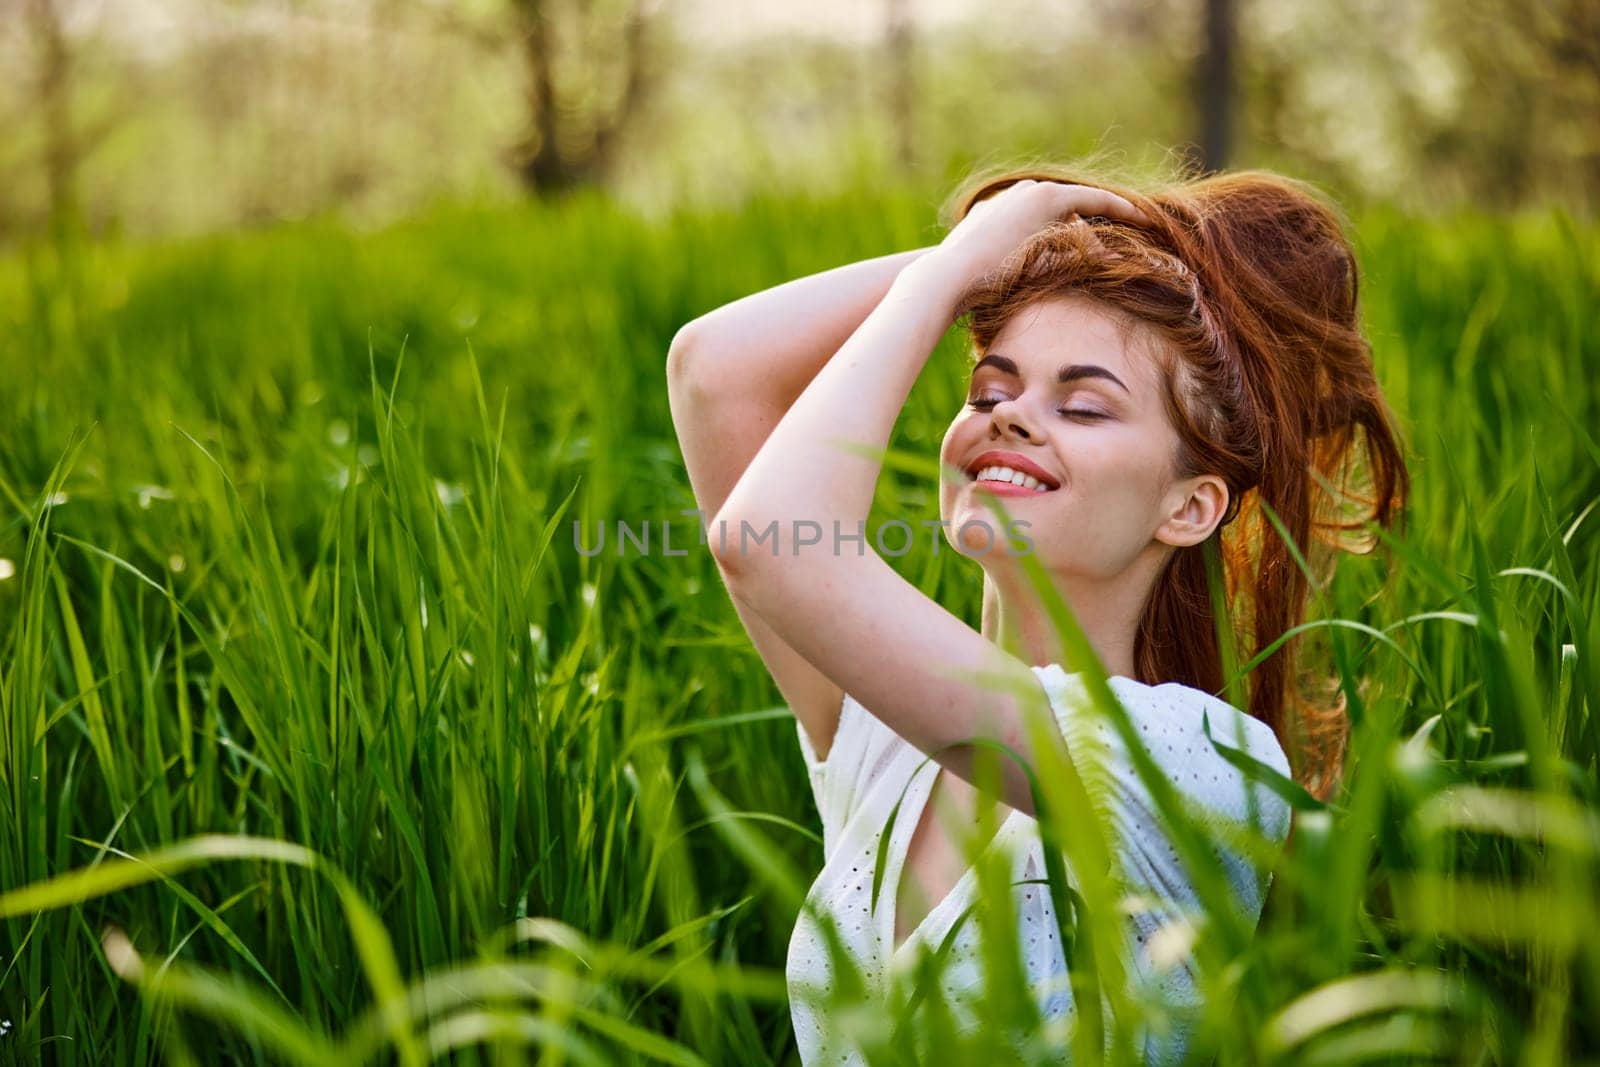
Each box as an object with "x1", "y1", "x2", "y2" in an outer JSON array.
[{"x1": 943, "y1": 164, "x2": 1410, "y2": 801}]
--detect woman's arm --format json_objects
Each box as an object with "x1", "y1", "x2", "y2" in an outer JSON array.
[
  {"x1": 667, "y1": 246, "x2": 938, "y2": 409},
  {"x1": 709, "y1": 181, "x2": 1150, "y2": 816},
  {"x1": 707, "y1": 254, "x2": 1054, "y2": 812},
  {"x1": 666, "y1": 245, "x2": 939, "y2": 760}
]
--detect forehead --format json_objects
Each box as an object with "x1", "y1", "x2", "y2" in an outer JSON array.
[{"x1": 975, "y1": 293, "x2": 1160, "y2": 394}]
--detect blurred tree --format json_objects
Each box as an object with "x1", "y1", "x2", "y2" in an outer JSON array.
[
  {"x1": 0, "y1": 0, "x2": 134, "y2": 238},
  {"x1": 1431, "y1": 0, "x2": 1600, "y2": 207},
  {"x1": 503, "y1": 0, "x2": 665, "y2": 195},
  {"x1": 14, "y1": 0, "x2": 85, "y2": 234},
  {"x1": 1233, "y1": 0, "x2": 1597, "y2": 213},
  {"x1": 884, "y1": 0, "x2": 916, "y2": 173},
  {"x1": 1086, "y1": 0, "x2": 1224, "y2": 174},
  {"x1": 1196, "y1": 0, "x2": 1236, "y2": 171},
  {"x1": 0, "y1": 0, "x2": 1593, "y2": 241},
  {"x1": 25, "y1": 0, "x2": 77, "y2": 230},
  {"x1": 416, "y1": 0, "x2": 663, "y2": 194}
]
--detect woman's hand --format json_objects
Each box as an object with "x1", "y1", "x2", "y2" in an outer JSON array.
[{"x1": 913, "y1": 179, "x2": 1150, "y2": 316}]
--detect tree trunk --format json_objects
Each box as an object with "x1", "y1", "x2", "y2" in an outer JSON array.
[
  {"x1": 508, "y1": 0, "x2": 655, "y2": 197},
  {"x1": 885, "y1": 0, "x2": 915, "y2": 172},
  {"x1": 511, "y1": 0, "x2": 583, "y2": 194},
  {"x1": 1195, "y1": 0, "x2": 1235, "y2": 173},
  {"x1": 27, "y1": 0, "x2": 80, "y2": 232}
]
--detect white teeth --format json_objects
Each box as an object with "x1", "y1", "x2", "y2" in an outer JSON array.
[{"x1": 971, "y1": 465, "x2": 1053, "y2": 491}]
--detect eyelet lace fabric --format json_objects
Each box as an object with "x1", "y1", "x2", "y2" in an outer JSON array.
[{"x1": 785, "y1": 665, "x2": 1293, "y2": 1065}]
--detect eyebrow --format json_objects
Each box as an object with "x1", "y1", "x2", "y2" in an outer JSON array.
[{"x1": 970, "y1": 353, "x2": 1130, "y2": 394}]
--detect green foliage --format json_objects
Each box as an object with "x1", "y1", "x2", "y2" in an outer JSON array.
[{"x1": 0, "y1": 185, "x2": 1596, "y2": 1063}]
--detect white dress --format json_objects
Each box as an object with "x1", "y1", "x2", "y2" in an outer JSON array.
[{"x1": 785, "y1": 663, "x2": 1294, "y2": 1064}]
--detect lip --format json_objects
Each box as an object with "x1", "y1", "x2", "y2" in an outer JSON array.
[
  {"x1": 964, "y1": 449, "x2": 1061, "y2": 491},
  {"x1": 972, "y1": 480, "x2": 1048, "y2": 498}
]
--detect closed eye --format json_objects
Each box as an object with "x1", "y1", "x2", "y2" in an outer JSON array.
[
  {"x1": 966, "y1": 396, "x2": 1107, "y2": 422},
  {"x1": 968, "y1": 396, "x2": 1108, "y2": 421}
]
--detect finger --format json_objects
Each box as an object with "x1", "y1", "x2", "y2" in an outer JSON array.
[
  {"x1": 1050, "y1": 184, "x2": 1152, "y2": 225},
  {"x1": 992, "y1": 179, "x2": 1036, "y2": 199}
]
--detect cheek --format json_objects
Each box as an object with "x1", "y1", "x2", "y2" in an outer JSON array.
[
  {"x1": 1076, "y1": 453, "x2": 1162, "y2": 515},
  {"x1": 1029, "y1": 453, "x2": 1167, "y2": 552},
  {"x1": 1097, "y1": 475, "x2": 1173, "y2": 555},
  {"x1": 939, "y1": 417, "x2": 969, "y2": 459},
  {"x1": 937, "y1": 418, "x2": 976, "y2": 488}
]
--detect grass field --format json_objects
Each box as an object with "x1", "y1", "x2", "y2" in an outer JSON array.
[{"x1": 0, "y1": 182, "x2": 1597, "y2": 1064}]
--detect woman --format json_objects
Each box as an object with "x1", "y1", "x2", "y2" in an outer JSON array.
[{"x1": 665, "y1": 168, "x2": 1409, "y2": 1062}]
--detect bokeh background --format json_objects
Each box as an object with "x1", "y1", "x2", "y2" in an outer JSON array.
[
  {"x1": 1, "y1": 1, "x2": 1597, "y2": 1064},
  {"x1": 2, "y1": 0, "x2": 1597, "y2": 239}
]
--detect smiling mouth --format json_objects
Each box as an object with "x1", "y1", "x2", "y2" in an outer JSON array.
[{"x1": 967, "y1": 465, "x2": 1058, "y2": 493}]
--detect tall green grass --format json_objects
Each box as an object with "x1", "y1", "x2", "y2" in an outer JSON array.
[{"x1": 0, "y1": 183, "x2": 1595, "y2": 1063}]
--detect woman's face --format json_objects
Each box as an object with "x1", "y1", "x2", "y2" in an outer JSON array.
[{"x1": 938, "y1": 292, "x2": 1218, "y2": 581}]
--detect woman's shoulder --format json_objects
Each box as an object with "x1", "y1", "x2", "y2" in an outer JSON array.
[
  {"x1": 1029, "y1": 663, "x2": 1291, "y2": 778},
  {"x1": 1030, "y1": 663, "x2": 1296, "y2": 848}
]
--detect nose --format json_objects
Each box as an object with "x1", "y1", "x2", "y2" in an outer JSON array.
[{"x1": 988, "y1": 398, "x2": 1036, "y2": 442}]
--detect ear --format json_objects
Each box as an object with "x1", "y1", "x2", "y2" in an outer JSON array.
[{"x1": 1155, "y1": 474, "x2": 1229, "y2": 548}]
